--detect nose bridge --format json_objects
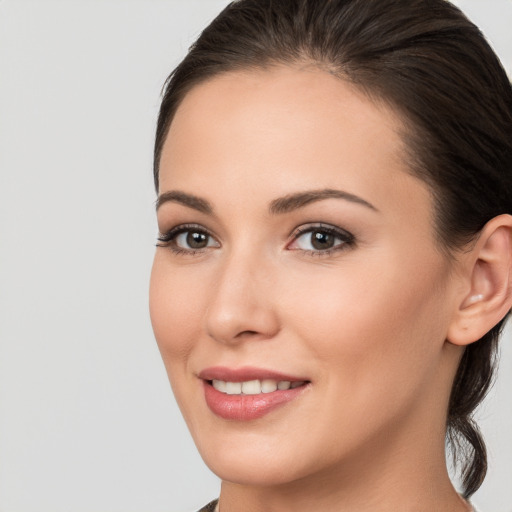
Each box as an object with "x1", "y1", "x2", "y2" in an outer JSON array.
[{"x1": 205, "y1": 242, "x2": 279, "y2": 344}]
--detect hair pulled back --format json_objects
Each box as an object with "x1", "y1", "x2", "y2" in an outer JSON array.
[{"x1": 154, "y1": 0, "x2": 512, "y2": 497}]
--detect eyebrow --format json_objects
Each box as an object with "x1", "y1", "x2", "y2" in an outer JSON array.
[
  {"x1": 156, "y1": 190, "x2": 213, "y2": 214},
  {"x1": 156, "y1": 188, "x2": 377, "y2": 215},
  {"x1": 269, "y1": 188, "x2": 378, "y2": 214}
]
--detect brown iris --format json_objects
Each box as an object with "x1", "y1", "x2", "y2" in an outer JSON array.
[
  {"x1": 187, "y1": 231, "x2": 209, "y2": 249},
  {"x1": 311, "y1": 230, "x2": 335, "y2": 250}
]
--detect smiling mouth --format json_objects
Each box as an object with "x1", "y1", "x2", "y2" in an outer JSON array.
[
  {"x1": 202, "y1": 376, "x2": 311, "y2": 420},
  {"x1": 208, "y1": 378, "x2": 307, "y2": 395},
  {"x1": 199, "y1": 366, "x2": 311, "y2": 420}
]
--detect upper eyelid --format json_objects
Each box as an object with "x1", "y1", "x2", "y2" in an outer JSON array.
[
  {"x1": 159, "y1": 223, "x2": 214, "y2": 236},
  {"x1": 157, "y1": 223, "x2": 219, "y2": 245},
  {"x1": 288, "y1": 223, "x2": 355, "y2": 250},
  {"x1": 290, "y1": 223, "x2": 354, "y2": 238}
]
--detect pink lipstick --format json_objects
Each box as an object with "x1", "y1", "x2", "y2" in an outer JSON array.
[{"x1": 199, "y1": 366, "x2": 311, "y2": 421}]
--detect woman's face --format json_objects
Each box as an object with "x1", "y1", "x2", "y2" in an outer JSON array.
[{"x1": 150, "y1": 66, "x2": 462, "y2": 486}]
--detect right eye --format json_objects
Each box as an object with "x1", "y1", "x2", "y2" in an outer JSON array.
[{"x1": 157, "y1": 224, "x2": 220, "y2": 254}]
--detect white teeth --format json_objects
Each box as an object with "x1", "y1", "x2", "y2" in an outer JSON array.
[
  {"x1": 211, "y1": 379, "x2": 305, "y2": 395},
  {"x1": 212, "y1": 379, "x2": 226, "y2": 393},
  {"x1": 261, "y1": 379, "x2": 278, "y2": 393},
  {"x1": 225, "y1": 382, "x2": 242, "y2": 395},
  {"x1": 241, "y1": 380, "x2": 261, "y2": 395}
]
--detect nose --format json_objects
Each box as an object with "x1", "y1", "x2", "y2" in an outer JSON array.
[{"x1": 205, "y1": 252, "x2": 280, "y2": 345}]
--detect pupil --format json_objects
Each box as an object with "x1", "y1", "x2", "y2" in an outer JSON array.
[
  {"x1": 187, "y1": 231, "x2": 208, "y2": 249},
  {"x1": 312, "y1": 231, "x2": 333, "y2": 250}
]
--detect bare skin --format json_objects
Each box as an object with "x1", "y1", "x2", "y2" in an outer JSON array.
[{"x1": 150, "y1": 65, "x2": 511, "y2": 511}]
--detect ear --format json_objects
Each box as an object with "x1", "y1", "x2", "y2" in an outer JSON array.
[{"x1": 447, "y1": 214, "x2": 512, "y2": 346}]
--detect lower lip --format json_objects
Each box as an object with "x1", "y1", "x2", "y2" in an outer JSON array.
[{"x1": 203, "y1": 381, "x2": 310, "y2": 421}]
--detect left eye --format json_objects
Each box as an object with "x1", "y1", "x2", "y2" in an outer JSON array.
[
  {"x1": 174, "y1": 230, "x2": 217, "y2": 249},
  {"x1": 157, "y1": 224, "x2": 220, "y2": 253},
  {"x1": 288, "y1": 226, "x2": 354, "y2": 252}
]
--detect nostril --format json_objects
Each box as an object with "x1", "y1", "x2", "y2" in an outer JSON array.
[{"x1": 236, "y1": 330, "x2": 259, "y2": 337}]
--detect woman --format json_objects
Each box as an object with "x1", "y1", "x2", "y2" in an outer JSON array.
[{"x1": 149, "y1": 0, "x2": 512, "y2": 510}]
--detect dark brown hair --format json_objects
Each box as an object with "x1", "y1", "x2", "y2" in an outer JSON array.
[{"x1": 154, "y1": 0, "x2": 512, "y2": 498}]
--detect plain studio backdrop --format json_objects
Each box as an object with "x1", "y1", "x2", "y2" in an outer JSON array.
[{"x1": 0, "y1": 1, "x2": 511, "y2": 511}]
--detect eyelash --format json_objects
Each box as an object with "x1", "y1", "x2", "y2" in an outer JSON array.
[
  {"x1": 156, "y1": 224, "x2": 217, "y2": 256},
  {"x1": 288, "y1": 224, "x2": 355, "y2": 256},
  {"x1": 156, "y1": 223, "x2": 355, "y2": 257}
]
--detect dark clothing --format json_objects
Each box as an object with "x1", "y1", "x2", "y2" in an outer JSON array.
[{"x1": 197, "y1": 499, "x2": 218, "y2": 512}]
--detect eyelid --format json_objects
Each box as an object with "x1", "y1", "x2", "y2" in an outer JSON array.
[
  {"x1": 156, "y1": 223, "x2": 220, "y2": 252},
  {"x1": 287, "y1": 223, "x2": 355, "y2": 254}
]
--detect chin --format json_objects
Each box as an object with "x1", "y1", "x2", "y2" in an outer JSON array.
[
  {"x1": 202, "y1": 448, "x2": 310, "y2": 487},
  {"x1": 191, "y1": 419, "x2": 344, "y2": 488}
]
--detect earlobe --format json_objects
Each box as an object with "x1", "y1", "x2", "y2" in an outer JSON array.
[{"x1": 447, "y1": 214, "x2": 512, "y2": 346}]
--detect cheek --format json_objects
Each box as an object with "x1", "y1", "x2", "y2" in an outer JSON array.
[
  {"x1": 269, "y1": 255, "x2": 452, "y2": 461},
  {"x1": 149, "y1": 255, "x2": 206, "y2": 367},
  {"x1": 280, "y1": 252, "x2": 451, "y2": 389}
]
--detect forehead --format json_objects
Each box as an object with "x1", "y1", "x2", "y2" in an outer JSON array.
[
  {"x1": 159, "y1": 65, "x2": 426, "y2": 216},
  {"x1": 165, "y1": 65, "x2": 404, "y2": 159}
]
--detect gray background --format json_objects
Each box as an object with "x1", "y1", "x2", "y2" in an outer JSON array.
[{"x1": 0, "y1": 1, "x2": 510, "y2": 511}]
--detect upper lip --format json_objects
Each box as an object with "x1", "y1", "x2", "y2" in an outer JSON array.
[{"x1": 198, "y1": 366, "x2": 309, "y2": 383}]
